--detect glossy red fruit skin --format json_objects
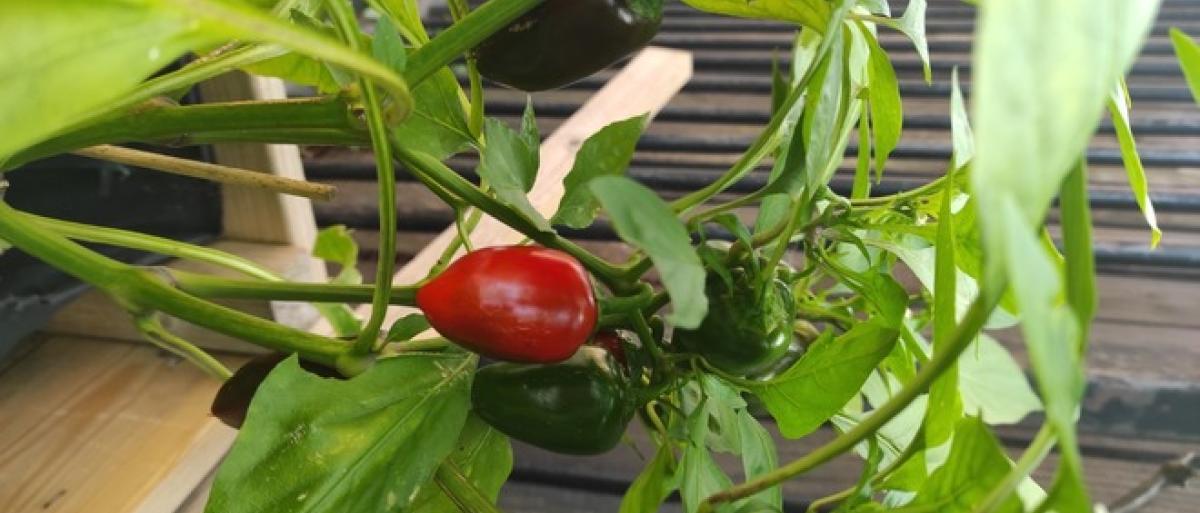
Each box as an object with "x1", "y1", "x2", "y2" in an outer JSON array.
[{"x1": 417, "y1": 246, "x2": 597, "y2": 363}]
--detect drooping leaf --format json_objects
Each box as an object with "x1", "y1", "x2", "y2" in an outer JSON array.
[
  {"x1": 735, "y1": 409, "x2": 782, "y2": 510},
  {"x1": 206, "y1": 353, "x2": 475, "y2": 513},
  {"x1": 948, "y1": 68, "x2": 974, "y2": 169},
  {"x1": 0, "y1": 1, "x2": 219, "y2": 162},
  {"x1": 751, "y1": 322, "x2": 898, "y2": 438},
  {"x1": 552, "y1": 114, "x2": 648, "y2": 228},
  {"x1": 1170, "y1": 28, "x2": 1200, "y2": 104},
  {"x1": 897, "y1": 0, "x2": 931, "y2": 83},
  {"x1": 863, "y1": 25, "x2": 902, "y2": 177},
  {"x1": 907, "y1": 417, "x2": 1023, "y2": 513},
  {"x1": 958, "y1": 335, "x2": 1043, "y2": 425},
  {"x1": 409, "y1": 414, "x2": 512, "y2": 512},
  {"x1": 618, "y1": 445, "x2": 677, "y2": 513},
  {"x1": 1107, "y1": 80, "x2": 1162, "y2": 247},
  {"x1": 680, "y1": 0, "x2": 831, "y2": 32},
  {"x1": 925, "y1": 174, "x2": 962, "y2": 447},
  {"x1": 478, "y1": 115, "x2": 547, "y2": 229},
  {"x1": 590, "y1": 176, "x2": 708, "y2": 328}
]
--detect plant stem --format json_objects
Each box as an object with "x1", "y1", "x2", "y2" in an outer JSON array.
[
  {"x1": 328, "y1": 0, "x2": 398, "y2": 355},
  {"x1": 26, "y1": 213, "x2": 279, "y2": 280},
  {"x1": 72, "y1": 145, "x2": 335, "y2": 200},
  {"x1": 134, "y1": 315, "x2": 233, "y2": 380},
  {"x1": 446, "y1": 0, "x2": 486, "y2": 138},
  {"x1": 698, "y1": 281, "x2": 1005, "y2": 512},
  {"x1": 169, "y1": 0, "x2": 413, "y2": 116},
  {"x1": 403, "y1": 0, "x2": 547, "y2": 86},
  {"x1": 0, "y1": 202, "x2": 351, "y2": 367},
  {"x1": 395, "y1": 146, "x2": 628, "y2": 290},
  {"x1": 972, "y1": 423, "x2": 1056, "y2": 513},
  {"x1": 12, "y1": 97, "x2": 360, "y2": 167},
  {"x1": 670, "y1": 84, "x2": 803, "y2": 214},
  {"x1": 850, "y1": 171, "x2": 963, "y2": 207},
  {"x1": 434, "y1": 461, "x2": 504, "y2": 513},
  {"x1": 166, "y1": 269, "x2": 418, "y2": 305}
]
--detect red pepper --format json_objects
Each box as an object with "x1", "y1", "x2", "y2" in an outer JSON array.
[{"x1": 417, "y1": 246, "x2": 597, "y2": 363}]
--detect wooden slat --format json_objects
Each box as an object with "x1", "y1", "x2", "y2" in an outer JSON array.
[
  {"x1": 0, "y1": 337, "x2": 243, "y2": 513},
  {"x1": 197, "y1": 73, "x2": 321, "y2": 248}
]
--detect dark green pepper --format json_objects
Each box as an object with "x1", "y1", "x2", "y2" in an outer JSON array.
[
  {"x1": 473, "y1": 0, "x2": 663, "y2": 91},
  {"x1": 471, "y1": 346, "x2": 635, "y2": 455},
  {"x1": 675, "y1": 269, "x2": 796, "y2": 376}
]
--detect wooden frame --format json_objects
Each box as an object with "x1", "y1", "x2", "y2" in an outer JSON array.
[{"x1": 0, "y1": 48, "x2": 693, "y2": 513}]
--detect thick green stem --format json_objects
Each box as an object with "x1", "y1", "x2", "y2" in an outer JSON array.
[
  {"x1": 698, "y1": 281, "x2": 1006, "y2": 512},
  {"x1": 134, "y1": 315, "x2": 233, "y2": 380},
  {"x1": 403, "y1": 0, "x2": 547, "y2": 86},
  {"x1": 0, "y1": 202, "x2": 350, "y2": 367},
  {"x1": 167, "y1": 269, "x2": 418, "y2": 305},
  {"x1": 395, "y1": 146, "x2": 628, "y2": 290},
  {"x1": 12, "y1": 97, "x2": 360, "y2": 167},
  {"x1": 328, "y1": 0, "x2": 398, "y2": 355}
]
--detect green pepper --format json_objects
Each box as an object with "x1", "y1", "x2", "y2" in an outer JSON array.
[
  {"x1": 675, "y1": 269, "x2": 796, "y2": 376},
  {"x1": 473, "y1": 0, "x2": 663, "y2": 91},
  {"x1": 471, "y1": 346, "x2": 635, "y2": 455}
]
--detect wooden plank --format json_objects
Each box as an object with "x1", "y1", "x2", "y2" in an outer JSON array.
[
  {"x1": 311, "y1": 46, "x2": 694, "y2": 335},
  {"x1": 196, "y1": 73, "x2": 321, "y2": 248},
  {"x1": 0, "y1": 337, "x2": 243, "y2": 513}
]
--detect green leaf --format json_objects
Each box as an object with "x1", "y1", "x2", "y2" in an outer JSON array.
[
  {"x1": 478, "y1": 115, "x2": 547, "y2": 229},
  {"x1": 1107, "y1": 81, "x2": 1162, "y2": 247},
  {"x1": 384, "y1": 313, "x2": 430, "y2": 343},
  {"x1": 313, "y1": 225, "x2": 362, "y2": 284},
  {"x1": 206, "y1": 353, "x2": 475, "y2": 513},
  {"x1": 750, "y1": 321, "x2": 898, "y2": 438},
  {"x1": 680, "y1": 445, "x2": 734, "y2": 513},
  {"x1": 1061, "y1": 160, "x2": 1098, "y2": 340},
  {"x1": 896, "y1": 0, "x2": 931, "y2": 83},
  {"x1": 925, "y1": 175, "x2": 962, "y2": 447},
  {"x1": 679, "y1": 0, "x2": 831, "y2": 32},
  {"x1": 590, "y1": 176, "x2": 708, "y2": 328},
  {"x1": 409, "y1": 414, "x2": 512, "y2": 512},
  {"x1": 948, "y1": 68, "x2": 974, "y2": 169},
  {"x1": 0, "y1": 1, "x2": 219, "y2": 161},
  {"x1": 1170, "y1": 28, "x2": 1200, "y2": 104},
  {"x1": 863, "y1": 26, "x2": 902, "y2": 177},
  {"x1": 390, "y1": 67, "x2": 472, "y2": 160},
  {"x1": 240, "y1": 9, "x2": 342, "y2": 94},
  {"x1": 736, "y1": 410, "x2": 782, "y2": 510},
  {"x1": 552, "y1": 114, "x2": 648, "y2": 228},
  {"x1": 908, "y1": 417, "x2": 1023, "y2": 513},
  {"x1": 371, "y1": 17, "x2": 407, "y2": 75},
  {"x1": 618, "y1": 445, "x2": 677, "y2": 513},
  {"x1": 834, "y1": 439, "x2": 883, "y2": 512},
  {"x1": 801, "y1": 25, "x2": 848, "y2": 199},
  {"x1": 958, "y1": 335, "x2": 1043, "y2": 425}
]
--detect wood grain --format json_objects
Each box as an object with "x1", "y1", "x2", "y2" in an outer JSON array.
[{"x1": 0, "y1": 338, "x2": 243, "y2": 513}]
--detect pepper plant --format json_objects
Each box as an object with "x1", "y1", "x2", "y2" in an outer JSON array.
[{"x1": 2, "y1": 0, "x2": 1196, "y2": 512}]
